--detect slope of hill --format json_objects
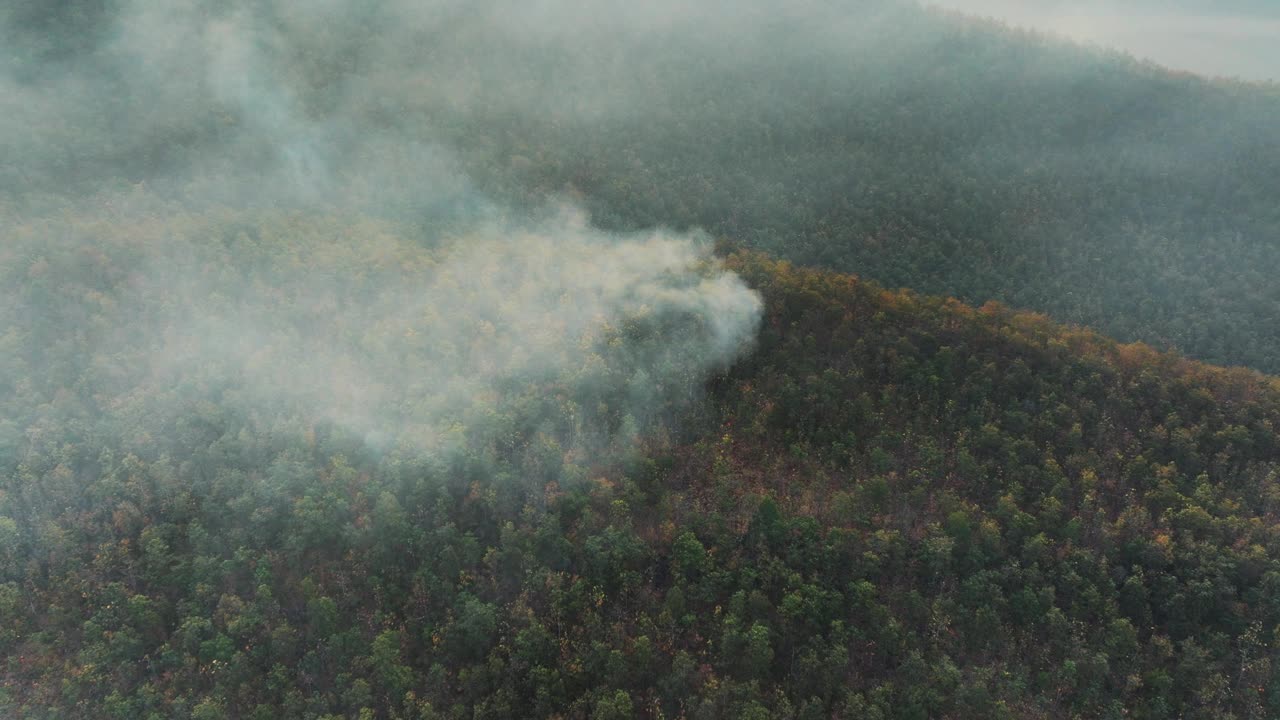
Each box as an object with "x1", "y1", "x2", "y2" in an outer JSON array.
[{"x1": 4, "y1": 224, "x2": 1279, "y2": 719}]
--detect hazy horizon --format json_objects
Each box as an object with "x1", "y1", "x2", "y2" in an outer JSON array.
[{"x1": 928, "y1": 0, "x2": 1280, "y2": 82}]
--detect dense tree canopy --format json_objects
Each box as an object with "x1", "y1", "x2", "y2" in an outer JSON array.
[{"x1": 5, "y1": 225, "x2": 1280, "y2": 718}]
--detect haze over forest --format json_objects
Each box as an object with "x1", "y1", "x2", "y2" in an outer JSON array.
[{"x1": 4, "y1": 1, "x2": 1280, "y2": 718}]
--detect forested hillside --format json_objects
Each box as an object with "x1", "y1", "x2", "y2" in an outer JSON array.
[{"x1": 5, "y1": 223, "x2": 1280, "y2": 719}]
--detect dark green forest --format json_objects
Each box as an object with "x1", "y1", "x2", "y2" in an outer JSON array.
[
  {"x1": 7, "y1": 232, "x2": 1280, "y2": 718},
  {"x1": 5, "y1": 1, "x2": 1280, "y2": 718}
]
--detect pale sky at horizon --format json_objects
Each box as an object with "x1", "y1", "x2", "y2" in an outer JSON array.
[{"x1": 927, "y1": 0, "x2": 1280, "y2": 83}]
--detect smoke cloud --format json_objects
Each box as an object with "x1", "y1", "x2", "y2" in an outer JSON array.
[{"x1": 0, "y1": 0, "x2": 765, "y2": 480}]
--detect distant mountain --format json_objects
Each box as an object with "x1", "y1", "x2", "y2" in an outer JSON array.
[
  {"x1": 7, "y1": 1, "x2": 1279, "y2": 370},
  {"x1": 425, "y1": 1, "x2": 1280, "y2": 373}
]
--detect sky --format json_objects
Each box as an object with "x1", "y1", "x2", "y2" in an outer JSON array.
[{"x1": 926, "y1": 0, "x2": 1280, "y2": 83}]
